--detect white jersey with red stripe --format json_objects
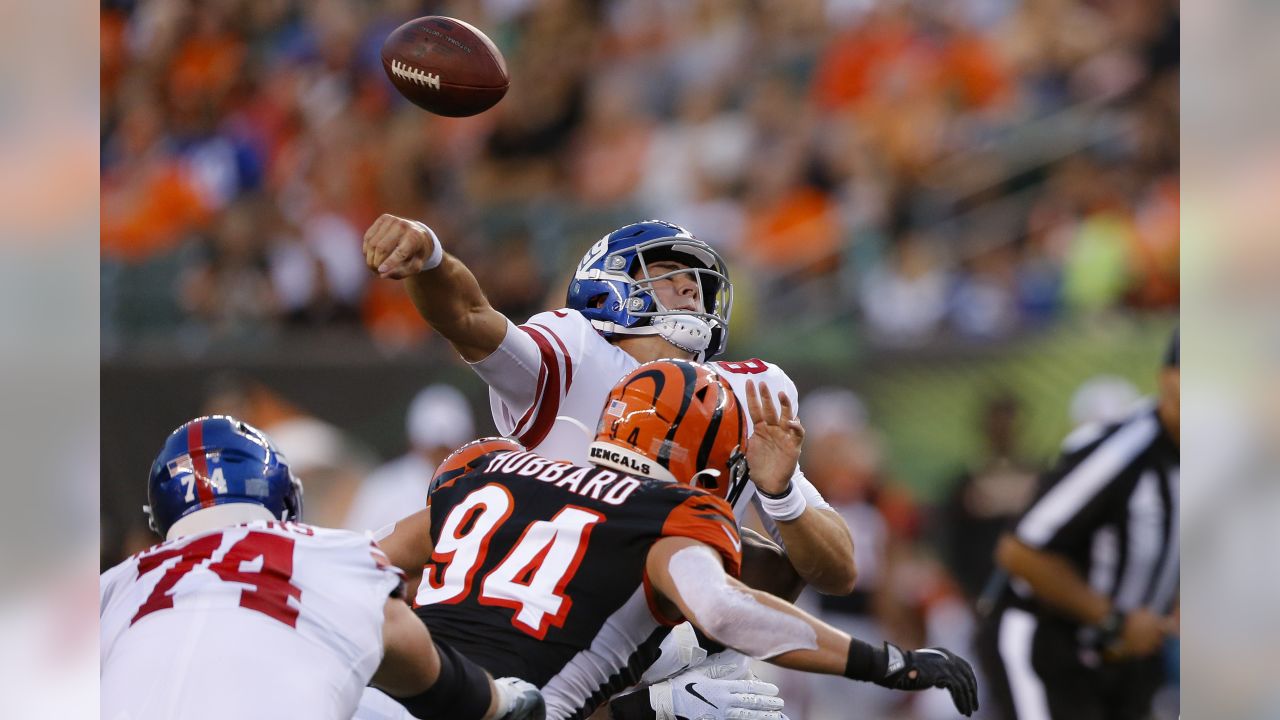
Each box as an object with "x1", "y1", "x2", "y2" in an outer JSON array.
[
  {"x1": 469, "y1": 308, "x2": 832, "y2": 530},
  {"x1": 100, "y1": 520, "x2": 402, "y2": 720}
]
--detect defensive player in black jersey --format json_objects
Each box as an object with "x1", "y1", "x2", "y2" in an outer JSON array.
[{"x1": 380, "y1": 360, "x2": 979, "y2": 720}]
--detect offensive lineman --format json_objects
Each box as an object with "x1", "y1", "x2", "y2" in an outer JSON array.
[
  {"x1": 100, "y1": 415, "x2": 543, "y2": 720},
  {"x1": 363, "y1": 217, "x2": 857, "y2": 718},
  {"x1": 379, "y1": 360, "x2": 978, "y2": 720}
]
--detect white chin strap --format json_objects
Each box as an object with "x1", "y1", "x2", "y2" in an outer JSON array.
[{"x1": 649, "y1": 315, "x2": 712, "y2": 356}]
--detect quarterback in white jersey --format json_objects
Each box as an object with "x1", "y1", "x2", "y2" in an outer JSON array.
[
  {"x1": 364, "y1": 218, "x2": 858, "y2": 718},
  {"x1": 363, "y1": 217, "x2": 854, "y2": 592},
  {"x1": 101, "y1": 415, "x2": 544, "y2": 720},
  {"x1": 474, "y1": 307, "x2": 830, "y2": 532}
]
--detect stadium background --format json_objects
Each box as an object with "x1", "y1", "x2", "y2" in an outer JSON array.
[{"x1": 100, "y1": 0, "x2": 1178, "y2": 717}]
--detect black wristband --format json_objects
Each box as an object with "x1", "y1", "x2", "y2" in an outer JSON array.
[
  {"x1": 609, "y1": 690, "x2": 657, "y2": 720},
  {"x1": 842, "y1": 638, "x2": 888, "y2": 681},
  {"x1": 757, "y1": 481, "x2": 795, "y2": 500}
]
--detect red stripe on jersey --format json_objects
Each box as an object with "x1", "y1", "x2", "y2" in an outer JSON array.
[
  {"x1": 517, "y1": 326, "x2": 564, "y2": 449},
  {"x1": 530, "y1": 322, "x2": 574, "y2": 392},
  {"x1": 512, "y1": 330, "x2": 552, "y2": 435},
  {"x1": 187, "y1": 419, "x2": 216, "y2": 508}
]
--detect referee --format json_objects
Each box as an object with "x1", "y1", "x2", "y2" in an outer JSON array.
[{"x1": 977, "y1": 331, "x2": 1179, "y2": 720}]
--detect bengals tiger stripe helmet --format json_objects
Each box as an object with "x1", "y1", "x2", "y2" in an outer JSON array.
[
  {"x1": 430, "y1": 437, "x2": 524, "y2": 494},
  {"x1": 590, "y1": 359, "x2": 747, "y2": 500}
]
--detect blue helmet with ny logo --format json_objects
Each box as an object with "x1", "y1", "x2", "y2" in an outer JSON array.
[
  {"x1": 566, "y1": 220, "x2": 733, "y2": 359},
  {"x1": 145, "y1": 415, "x2": 303, "y2": 537}
]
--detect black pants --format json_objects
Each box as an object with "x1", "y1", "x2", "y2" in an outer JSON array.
[{"x1": 977, "y1": 606, "x2": 1164, "y2": 720}]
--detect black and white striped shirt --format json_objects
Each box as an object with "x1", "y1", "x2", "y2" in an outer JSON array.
[{"x1": 1006, "y1": 400, "x2": 1179, "y2": 620}]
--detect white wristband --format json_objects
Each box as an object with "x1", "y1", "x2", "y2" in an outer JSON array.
[
  {"x1": 649, "y1": 681, "x2": 676, "y2": 720},
  {"x1": 410, "y1": 220, "x2": 444, "y2": 271},
  {"x1": 758, "y1": 482, "x2": 807, "y2": 521}
]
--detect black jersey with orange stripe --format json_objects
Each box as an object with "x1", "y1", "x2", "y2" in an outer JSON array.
[{"x1": 413, "y1": 449, "x2": 740, "y2": 720}]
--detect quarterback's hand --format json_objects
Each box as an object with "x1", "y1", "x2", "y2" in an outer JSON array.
[
  {"x1": 649, "y1": 673, "x2": 785, "y2": 720},
  {"x1": 743, "y1": 380, "x2": 804, "y2": 496},
  {"x1": 873, "y1": 643, "x2": 979, "y2": 717},
  {"x1": 364, "y1": 214, "x2": 437, "y2": 279}
]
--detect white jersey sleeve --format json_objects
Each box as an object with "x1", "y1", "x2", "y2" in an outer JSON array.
[
  {"x1": 470, "y1": 309, "x2": 638, "y2": 464},
  {"x1": 468, "y1": 319, "x2": 543, "y2": 435},
  {"x1": 712, "y1": 359, "x2": 834, "y2": 532},
  {"x1": 100, "y1": 521, "x2": 403, "y2": 720}
]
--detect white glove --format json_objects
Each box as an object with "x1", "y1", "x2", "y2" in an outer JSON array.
[
  {"x1": 640, "y1": 622, "x2": 709, "y2": 685},
  {"x1": 648, "y1": 671, "x2": 785, "y2": 720},
  {"x1": 492, "y1": 676, "x2": 545, "y2": 720},
  {"x1": 695, "y1": 650, "x2": 757, "y2": 682}
]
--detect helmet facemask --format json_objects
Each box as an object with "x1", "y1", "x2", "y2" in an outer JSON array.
[
  {"x1": 691, "y1": 446, "x2": 747, "y2": 498},
  {"x1": 617, "y1": 240, "x2": 732, "y2": 358},
  {"x1": 568, "y1": 222, "x2": 734, "y2": 358}
]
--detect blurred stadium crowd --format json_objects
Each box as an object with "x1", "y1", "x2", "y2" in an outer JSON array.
[{"x1": 101, "y1": 0, "x2": 1178, "y2": 354}]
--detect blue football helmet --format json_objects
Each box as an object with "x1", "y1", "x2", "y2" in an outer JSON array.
[
  {"x1": 145, "y1": 415, "x2": 303, "y2": 537},
  {"x1": 566, "y1": 220, "x2": 733, "y2": 359}
]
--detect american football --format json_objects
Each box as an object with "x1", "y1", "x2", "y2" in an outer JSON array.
[{"x1": 380, "y1": 16, "x2": 509, "y2": 117}]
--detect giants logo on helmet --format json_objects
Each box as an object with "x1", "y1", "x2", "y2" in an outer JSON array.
[{"x1": 578, "y1": 236, "x2": 610, "y2": 273}]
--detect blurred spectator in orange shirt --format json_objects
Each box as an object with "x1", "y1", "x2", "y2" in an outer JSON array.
[
  {"x1": 813, "y1": 6, "x2": 915, "y2": 113},
  {"x1": 167, "y1": 4, "x2": 245, "y2": 108},
  {"x1": 102, "y1": 91, "x2": 212, "y2": 264},
  {"x1": 936, "y1": 23, "x2": 1011, "y2": 110},
  {"x1": 744, "y1": 183, "x2": 842, "y2": 273},
  {"x1": 362, "y1": 279, "x2": 432, "y2": 351},
  {"x1": 1128, "y1": 175, "x2": 1180, "y2": 308},
  {"x1": 102, "y1": 163, "x2": 210, "y2": 262},
  {"x1": 741, "y1": 122, "x2": 841, "y2": 273},
  {"x1": 101, "y1": 9, "x2": 129, "y2": 98}
]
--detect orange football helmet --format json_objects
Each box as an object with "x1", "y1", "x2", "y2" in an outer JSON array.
[
  {"x1": 590, "y1": 359, "x2": 747, "y2": 499},
  {"x1": 430, "y1": 436, "x2": 524, "y2": 493}
]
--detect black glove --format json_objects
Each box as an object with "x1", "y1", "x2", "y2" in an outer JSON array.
[{"x1": 873, "y1": 643, "x2": 979, "y2": 717}]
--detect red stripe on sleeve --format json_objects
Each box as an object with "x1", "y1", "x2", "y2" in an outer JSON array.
[
  {"x1": 186, "y1": 420, "x2": 217, "y2": 508},
  {"x1": 530, "y1": 322, "x2": 574, "y2": 392},
  {"x1": 517, "y1": 326, "x2": 563, "y2": 448},
  {"x1": 512, "y1": 353, "x2": 549, "y2": 434}
]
